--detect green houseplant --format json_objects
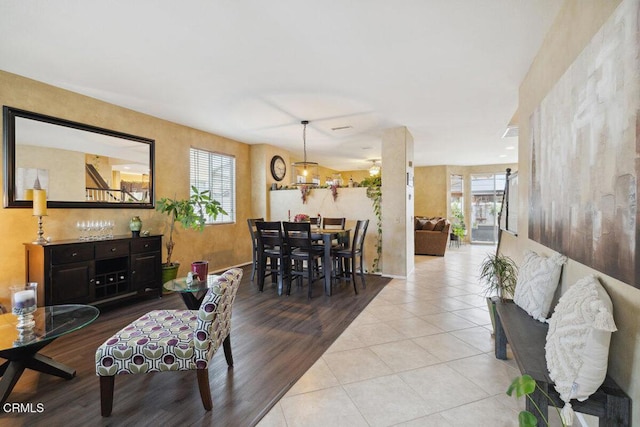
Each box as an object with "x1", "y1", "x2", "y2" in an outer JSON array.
[
  {"x1": 156, "y1": 186, "x2": 227, "y2": 282},
  {"x1": 361, "y1": 174, "x2": 382, "y2": 272},
  {"x1": 450, "y1": 201, "x2": 466, "y2": 242},
  {"x1": 507, "y1": 375, "x2": 566, "y2": 427},
  {"x1": 479, "y1": 252, "x2": 518, "y2": 301},
  {"x1": 479, "y1": 252, "x2": 518, "y2": 333}
]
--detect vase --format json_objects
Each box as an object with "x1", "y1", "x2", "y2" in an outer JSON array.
[
  {"x1": 11, "y1": 283, "x2": 38, "y2": 331},
  {"x1": 191, "y1": 261, "x2": 209, "y2": 282},
  {"x1": 129, "y1": 216, "x2": 142, "y2": 237}
]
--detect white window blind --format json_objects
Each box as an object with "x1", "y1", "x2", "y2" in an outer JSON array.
[{"x1": 189, "y1": 148, "x2": 235, "y2": 224}]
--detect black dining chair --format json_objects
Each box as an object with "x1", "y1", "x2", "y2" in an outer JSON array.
[
  {"x1": 322, "y1": 217, "x2": 346, "y2": 230},
  {"x1": 322, "y1": 217, "x2": 347, "y2": 249},
  {"x1": 247, "y1": 218, "x2": 264, "y2": 281},
  {"x1": 283, "y1": 221, "x2": 325, "y2": 299},
  {"x1": 255, "y1": 221, "x2": 290, "y2": 295},
  {"x1": 332, "y1": 219, "x2": 369, "y2": 294}
]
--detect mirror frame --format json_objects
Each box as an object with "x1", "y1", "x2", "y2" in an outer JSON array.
[{"x1": 3, "y1": 106, "x2": 155, "y2": 209}]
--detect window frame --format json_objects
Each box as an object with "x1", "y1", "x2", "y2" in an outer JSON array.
[{"x1": 189, "y1": 147, "x2": 236, "y2": 225}]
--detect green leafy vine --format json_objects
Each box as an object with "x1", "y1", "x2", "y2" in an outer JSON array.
[{"x1": 361, "y1": 175, "x2": 382, "y2": 272}]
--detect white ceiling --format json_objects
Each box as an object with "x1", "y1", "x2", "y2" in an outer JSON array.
[{"x1": 0, "y1": 0, "x2": 562, "y2": 172}]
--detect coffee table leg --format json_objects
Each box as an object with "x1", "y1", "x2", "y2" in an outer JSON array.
[
  {"x1": 0, "y1": 360, "x2": 26, "y2": 405},
  {"x1": 180, "y1": 292, "x2": 202, "y2": 310},
  {"x1": 27, "y1": 354, "x2": 75, "y2": 379}
]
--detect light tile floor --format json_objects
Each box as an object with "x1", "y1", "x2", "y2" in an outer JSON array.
[{"x1": 257, "y1": 244, "x2": 566, "y2": 427}]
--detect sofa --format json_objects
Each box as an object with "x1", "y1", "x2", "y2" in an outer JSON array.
[{"x1": 414, "y1": 216, "x2": 450, "y2": 256}]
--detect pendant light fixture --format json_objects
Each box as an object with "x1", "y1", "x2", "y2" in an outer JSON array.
[
  {"x1": 369, "y1": 159, "x2": 381, "y2": 176},
  {"x1": 292, "y1": 120, "x2": 319, "y2": 186}
]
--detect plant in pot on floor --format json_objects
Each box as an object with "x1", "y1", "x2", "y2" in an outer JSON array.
[
  {"x1": 478, "y1": 252, "x2": 518, "y2": 334},
  {"x1": 157, "y1": 186, "x2": 227, "y2": 287}
]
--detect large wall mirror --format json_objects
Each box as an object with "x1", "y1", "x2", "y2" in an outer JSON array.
[{"x1": 3, "y1": 106, "x2": 155, "y2": 209}]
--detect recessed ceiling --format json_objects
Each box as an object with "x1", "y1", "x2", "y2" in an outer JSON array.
[{"x1": 0, "y1": 0, "x2": 562, "y2": 171}]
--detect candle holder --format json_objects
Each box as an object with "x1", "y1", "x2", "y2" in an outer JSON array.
[
  {"x1": 32, "y1": 189, "x2": 48, "y2": 245},
  {"x1": 33, "y1": 215, "x2": 47, "y2": 244},
  {"x1": 11, "y1": 283, "x2": 38, "y2": 331}
]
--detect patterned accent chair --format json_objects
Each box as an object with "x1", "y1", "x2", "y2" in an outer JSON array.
[{"x1": 95, "y1": 268, "x2": 243, "y2": 416}]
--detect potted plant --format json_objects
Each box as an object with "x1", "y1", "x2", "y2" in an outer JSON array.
[
  {"x1": 479, "y1": 252, "x2": 518, "y2": 333},
  {"x1": 451, "y1": 222, "x2": 465, "y2": 245},
  {"x1": 156, "y1": 186, "x2": 227, "y2": 284},
  {"x1": 450, "y1": 202, "x2": 466, "y2": 244},
  {"x1": 507, "y1": 375, "x2": 566, "y2": 427}
]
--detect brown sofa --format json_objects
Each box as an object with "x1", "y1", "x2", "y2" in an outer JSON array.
[{"x1": 414, "y1": 216, "x2": 450, "y2": 256}]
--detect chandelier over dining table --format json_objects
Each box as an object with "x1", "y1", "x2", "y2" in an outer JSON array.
[{"x1": 292, "y1": 120, "x2": 319, "y2": 187}]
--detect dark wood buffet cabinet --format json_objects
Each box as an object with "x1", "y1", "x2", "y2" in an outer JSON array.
[{"x1": 25, "y1": 235, "x2": 162, "y2": 306}]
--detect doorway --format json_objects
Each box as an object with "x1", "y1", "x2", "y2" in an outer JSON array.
[{"x1": 470, "y1": 173, "x2": 506, "y2": 244}]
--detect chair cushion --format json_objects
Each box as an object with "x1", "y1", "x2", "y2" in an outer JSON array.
[
  {"x1": 333, "y1": 248, "x2": 361, "y2": 257},
  {"x1": 545, "y1": 275, "x2": 617, "y2": 424},
  {"x1": 291, "y1": 247, "x2": 323, "y2": 257},
  {"x1": 513, "y1": 250, "x2": 566, "y2": 322},
  {"x1": 95, "y1": 309, "x2": 199, "y2": 376}
]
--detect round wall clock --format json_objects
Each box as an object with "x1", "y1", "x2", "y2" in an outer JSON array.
[{"x1": 270, "y1": 155, "x2": 286, "y2": 181}]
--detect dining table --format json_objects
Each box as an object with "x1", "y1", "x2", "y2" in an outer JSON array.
[{"x1": 311, "y1": 228, "x2": 351, "y2": 296}]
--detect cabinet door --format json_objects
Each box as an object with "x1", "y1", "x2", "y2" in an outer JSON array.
[
  {"x1": 51, "y1": 261, "x2": 95, "y2": 304},
  {"x1": 131, "y1": 252, "x2": 161, "y2": 293}
]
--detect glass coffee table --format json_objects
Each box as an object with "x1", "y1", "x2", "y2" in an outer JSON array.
[
  {"x1": 163, "y1": 274, "x2": 220, "y2": 309},
  {"x1": 0, "y1": 304, "x2": 100, "y2": 404}
]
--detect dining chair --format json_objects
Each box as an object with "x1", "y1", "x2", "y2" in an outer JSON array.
[
  {"x1": 95, "y1": 268, "x2": 243, "y2": 416},
  {"x1": 255, "y1": 221, "x2": 290, "y2": 294},
  {"x1": 332, "y1": 219, "x2": 369, "y2": 294},
  {"x1": 246, "y1": 218, "x2": 264, "y2": 281},
  {"x1": 283, "y1": 221, "x2": 325, "y2": 299},
  {"x1": 322, "y1": 217, "x2": 346, "y2": 230},
  {"x1": 322, "y1": 217, "x2": 347, "y2": 249}
]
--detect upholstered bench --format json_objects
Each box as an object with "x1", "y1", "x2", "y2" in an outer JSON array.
[
  {"x1": 95, "y1": 268, "x2": 242, "y2": 416},
  {"x1": 494, "y1": 300, "x2": 631, "y2": 426}
]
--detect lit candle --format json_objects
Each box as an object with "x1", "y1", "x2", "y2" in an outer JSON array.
[
  {"x1": 13, "y1": 289, "x2": 36, "y2": 309},
  {"x1": 33, "y1": 189, "x2": 47, "y2": 216}
]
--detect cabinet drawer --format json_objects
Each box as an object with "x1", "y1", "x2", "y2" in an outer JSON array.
[
  {"x1": 51, "y1": 244, "x2": 93, "y2": 264},
  {"x1": 95, "y1": 241, "x2": 130, "y2": 259},
  {"x1": 131, "y1": 237, "x2": 161, "y2": 253}
]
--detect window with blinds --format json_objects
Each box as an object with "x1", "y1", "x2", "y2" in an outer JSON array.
[{"x1": 189, "y1": 148, "x2": 236, "y2": 224}]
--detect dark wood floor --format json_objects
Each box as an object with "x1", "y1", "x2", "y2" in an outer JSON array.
[{"x1": 2, "y1": 266, "x2": 389, "y2": 426}]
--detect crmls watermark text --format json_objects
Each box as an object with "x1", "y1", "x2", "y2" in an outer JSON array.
[{"x1": 3, "y1": 403, "x2": 45, "y2": 413}]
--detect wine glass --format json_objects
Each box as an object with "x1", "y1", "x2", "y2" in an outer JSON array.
[
  {"x1": 76, "y1": 221, "x2": 87, "y2": 240},
  {"x1": 107, "y1": 220, "x2": 114, "y2": 239}
]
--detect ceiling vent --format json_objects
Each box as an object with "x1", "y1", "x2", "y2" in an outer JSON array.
[
  {"x1": 331, "y1": 125, "x2": 353, "y2": 131},
  {"x1": 502, "y1": 125, "x2": 518, "y2": 138}
]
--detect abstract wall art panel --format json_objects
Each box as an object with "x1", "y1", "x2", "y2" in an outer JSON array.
[{"x1": 529, "y1": 0, "x2": 640, "y2": 287}]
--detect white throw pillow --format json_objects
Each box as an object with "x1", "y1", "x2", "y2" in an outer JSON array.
[
  {"x1": 513, "y1": 250, "x2": 566, "y2": 322},
  {"x1": 545, "y1": 275, "x2": 617, "y2": 426}
]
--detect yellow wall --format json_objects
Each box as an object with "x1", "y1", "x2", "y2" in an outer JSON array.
[
  {"x1": 500, "y1": 0, "x2": 640, "y2": 422},
  {"x1": 0, "y1": 70, "x2": 253, "y2": 307},
  {"x1": 414, "y1": 165, "x2": 447, "y2": 218}
]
